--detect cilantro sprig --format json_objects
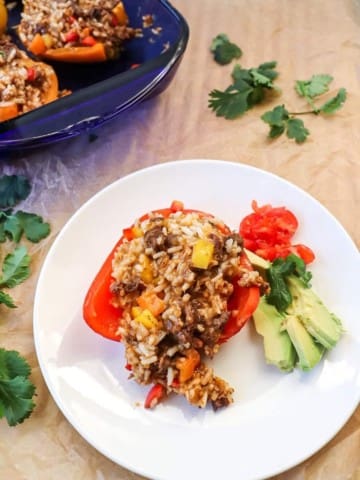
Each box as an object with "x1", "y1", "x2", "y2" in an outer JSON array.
[
  {"x1": 209, "y1": 61, "x2": 279, "y2": 119},
  {"x1": 266, "y1": 254, "x2": 312, "y2": 312},
  {"x1": 210, "y1": 34, "x2": 242, "y2": 65},
  {"x1": 0, "y1": 349, "x2": 36, "y2": 426},
  {"x1": 262, "y1": 74, "x2": 347, "y2": 143},
  {"x1": 261, "y1": 105, "x2": 310, "y2": 143},
  {"x1": 0, "y1": 174, "x2": 51, "y2": 426}
]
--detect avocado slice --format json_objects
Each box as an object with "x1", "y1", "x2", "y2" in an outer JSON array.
[
  {"x1": 286, "y1": 276, "x2": 343, "y2": 349},
  {"x1": 243, "y1": 248, "x2": 271, "y2": 278},
  {"x1": 253, "y1": 297, "x2": 297, "y2": 372},
  {"x1": 284, "y1": 314, "x2": 324, "y2": 371}
]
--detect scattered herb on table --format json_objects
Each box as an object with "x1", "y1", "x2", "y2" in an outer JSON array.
[
  {"x1": 262, "y1": 75, "x2": 347, "y2": 143},
  {"x1": 209, "y1": 61, "x2": 279, "y2": 119},
  {"x1": 209, "y1": 35, "x2": 347, "y2": 142},
  {"x1": 0, "y1": 175, "x2": 31, "y2": 209},
  {"x1": 0, "y1": 348, "x2": 36, "y2": 426},
  {"x1": 0, "y1": 245, "x2": 30, "y2": 308},
  {"x1": 0, "y1": 210, "x2": 50, "y2": 243},
  {"x1": 210, "y1": 33, "x2": 242, "y2": 65},
  {"x1": 0, "y1": 174, "x2": 51, "y2": 426},
  {"x1": 261, "y1": 105, "x2": 310, "y2": 143}
]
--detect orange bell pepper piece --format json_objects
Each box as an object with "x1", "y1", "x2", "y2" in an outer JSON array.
[
  {"x1": 137, "y1": 291, "x2": 166, "y2": 317},
  {"x1": 176, "y1": 349, "x2": 200, "y2": 383},
  {"x1": 29, "y1": 33, "x2": 47, "y2": 55},
  {"x1": 0, "y1": 103, "x2": 19, "y2": 122},
  {"x1": 43, "y1": 43, "x2": 107, "y2": 63}
]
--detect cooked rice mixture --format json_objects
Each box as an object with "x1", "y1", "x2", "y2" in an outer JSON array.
[
  {"x1": 0, "y1": 39, "x2": 53, "y2": 113},
  {"x1": 111, "y1": 209, "x2": 263, "y2": 410},
  {"x1": 19, "y1": 0, "x2": 137, "y2": 59}
]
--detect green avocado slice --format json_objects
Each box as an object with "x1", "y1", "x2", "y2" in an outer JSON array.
[
  {"x1": 284, "y1": 314, "x2": 324, "y2": 371},
  {"x1": 253, "y1": 297, "x2": 297, "y2": 372},
  {"x1": 286, "y1": 276, "x2": 343, "y2": 349}
]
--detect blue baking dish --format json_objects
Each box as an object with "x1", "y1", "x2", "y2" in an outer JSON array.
[{"x1": 0, "y1": 0, "x2": 189, "y2": 150}]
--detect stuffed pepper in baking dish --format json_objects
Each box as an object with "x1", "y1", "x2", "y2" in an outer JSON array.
[
  {"x1": 0, "y1": 39, "x2": 59, "y2": 122},
  {"x1": 18, "y1": 0, "x2": 137, "y2": 63}
]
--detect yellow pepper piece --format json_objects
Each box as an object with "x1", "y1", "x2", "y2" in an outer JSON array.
[
  {"x1": 131, "y1": 306, "x2": 142, "y2": 319},
  {"x1": 132, "y1": 226, "x2": 143, "y2": 238},
  {"x1": 135, "y1": 308, "x2": 159, "y2": 329},
  {"x1": 140, "y1": 255, "x2": 153, "y2": 283},
  {"x1": 112, "y1": 2, "x2": 128, "y2": 25},
  {"x1": 42, "y1": 34, "x2": 54, "y2": 49},
  {"x1": 191, "y1": 239, "x2": 214, "y2": 269}
]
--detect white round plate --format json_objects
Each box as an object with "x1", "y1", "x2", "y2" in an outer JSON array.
[{"x1": 34, "y1": 159, "x2": 360, "y2": 480}]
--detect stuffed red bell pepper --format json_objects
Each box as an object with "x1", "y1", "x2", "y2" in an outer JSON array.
[{"x1": 83, "y1": 201, "x2": 262, "y2": 410}]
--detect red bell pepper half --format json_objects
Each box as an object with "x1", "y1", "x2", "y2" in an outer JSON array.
[{"x1": 83, "y1": 201, "x2": 260, "y2": 343}]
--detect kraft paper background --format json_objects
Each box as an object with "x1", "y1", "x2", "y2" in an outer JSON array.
[{"x1": 0, "y1": 0, "x2": 359, "y2": 478}]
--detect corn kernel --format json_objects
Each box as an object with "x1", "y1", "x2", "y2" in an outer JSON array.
[{"x1": 191, "y1": 239, "x2": 214, "y2": 269}]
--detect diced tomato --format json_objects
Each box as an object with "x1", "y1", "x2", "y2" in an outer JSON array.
[
  {"x1": 239, "y1": 201, "x2": 315, "y2": 265},
  {"x1": 111, "y1": 13, "x2": 119, "y2": 26},
  {"x1": 81, "y1": 36, "x2": 97, "y2": 47},
  {"x1": 65, "y1": 31, "x2": 79, "y2": 43},
  {"x1": 26, "y1": 67, "x2": 36, "y2": 82},
  {"x1": 290, "y1": 244, "x2": 316, "y2": 264}
]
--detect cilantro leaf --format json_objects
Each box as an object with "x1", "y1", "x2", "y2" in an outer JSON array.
[
  {"x1": 209, "y1": 61, "x2": 279, "y2": 118},
  {"x1": 266, "y1": 255, "x2": 311, "y2": 312},
  {"x1": 295, "y1": 74, "x2": 333, "y2": 99},
  {"x1": 250, "y1": 68, "x2": 275, "y2": 88},
  {"x1": 0, "y1": 175, "x2": 31, "y2": 209},
  {"x1": 3, "y1": 214, "x2": 22, "y2": 243},
  {"x1": 210, "y1": 34, "x2": 242, "y2": 65},
  {"x1": 14, "y1": 211, "x2": 51, "y2": 243},
  {"x1": 262, "y1": 106, "x2": 310, "y2": 143},
  {"x1": 287, "y1": 253, "x2": 312, "y2": 286},
  {"x1": 318, "y1": 88, "x2": 347, "y2": 114},
  {"x1": 0, "y1": 245, "x2": 30, "y2": 289},
  {"x1": 0, "y1": 349, "x2": 31, "y2": 378},
  {"x1": 266, "y1": 260, "x2": 293, "y2": 312},
  {"x1": 0, "y1": 290, "x2": 16, "y2": 308},
  {"x1": 208, "y1": 88, "x2": 252, "y2": 119},
  {"x1": 0, "y1": 349, "x2": 36, "y2": 426},
  {"x1": 261, "y1": 104, "x2": 289, "y2": 127},
  {"x1": 0, "y1": 211, "x2": 50, "y2": 243},
  {"x1": 257, "y1": 61, "x2": 279, "y2": 80},
  {"x1": 286, "y1": 118, "x2": 310, "y2": 143}
]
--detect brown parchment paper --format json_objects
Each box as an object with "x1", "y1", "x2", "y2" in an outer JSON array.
[{"x1": 0, "y1": 0, "x2": 359, "y2": 478}]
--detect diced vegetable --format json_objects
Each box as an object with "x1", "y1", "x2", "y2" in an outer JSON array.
[
  {"x1": 29, "y1": 33, "x2": 47, "y2": 55},
  {"x1": 144, "y1": 384, "x2": 165, "y2": 409},
  {"x1": 176, "y1": 349, "x2": 200, "y2": 383},
  {"x1": 81, "y1": 36, "x2": 97, "y2": 47},
  {"x1": 239, "y1": 200, "x2": 315, "y2": 264},
  {"x1": 191, "y1": 239, "x2": 214, "y2": 269},
  {"x1": 0, "y1": 103, "x2": 19, "y2": 122},
  {"x1": 137, "y1": 291, "x2": 165, "y2": 317},
  {"x1": 134, "y1": 308, "x2": 159, "y2": 329},
  {"x1": 112, "y1": 2, "x2": 128, "y2": 25}
]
